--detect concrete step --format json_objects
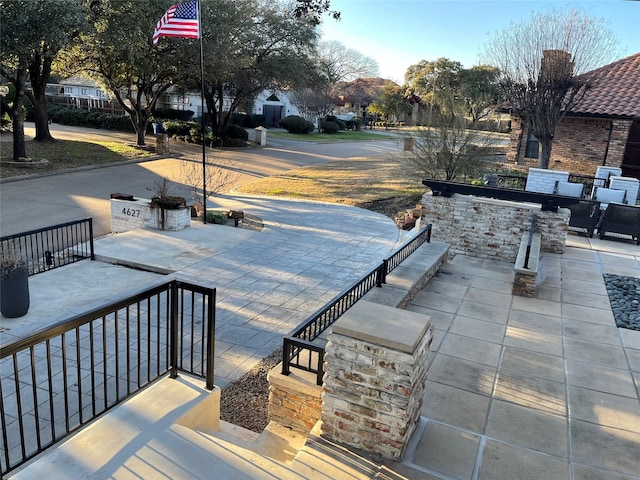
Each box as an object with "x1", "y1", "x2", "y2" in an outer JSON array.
[{"x1": 251, "y1": 421, "x2": 308, "y2": 463}]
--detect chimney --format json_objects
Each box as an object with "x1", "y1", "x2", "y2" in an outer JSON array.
[{"x1": 540, "y1": 50, "x2": 574, "y2": 82}]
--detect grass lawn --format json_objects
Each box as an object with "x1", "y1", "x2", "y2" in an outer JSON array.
[
  {"x1": 0, "y1": 138, "x2": 154, "y2": 179},
  {"x1": 235, "y1": 155, "x2": 425, "y2": 216},
  {"x1": 267, "y1": 129, "x2": 395, "y2": 142}
]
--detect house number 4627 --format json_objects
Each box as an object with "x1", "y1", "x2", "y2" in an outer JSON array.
[{"x1": 122, "y1": 208, "x2": 140, "y2": 217}]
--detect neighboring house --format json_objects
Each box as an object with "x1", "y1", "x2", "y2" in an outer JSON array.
[
  {"x1": 252, "y1": 90, "x2": 302, "y2": 128},
  {"x1": 506, "y1": 52, "x2": 640, "y2": 180},
  {"x1": 46, "y1": 77, "x2": 124, "y2": 114},
  {"x1": 45, "y1": 77, "x2": 219, "y2": 119}
]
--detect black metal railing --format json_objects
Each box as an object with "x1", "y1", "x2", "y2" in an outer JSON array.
[
  {"x1": 0, "y1": 218, "x2": 95, "y2": 276},
  {"x1": 282, "y1": 224, "x2": 432, "y2": 385},
  {"x1": 0, "y1": 280, "x2": 215, "y2": 476}
]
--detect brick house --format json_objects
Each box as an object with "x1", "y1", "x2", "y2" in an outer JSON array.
[{"x1": 506, "y1": 53, "x2": 640, "y2": 179}]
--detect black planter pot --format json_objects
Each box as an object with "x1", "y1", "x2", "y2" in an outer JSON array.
[{"x1": 1, "y1": 264, "x2": 30, "y2": 318}]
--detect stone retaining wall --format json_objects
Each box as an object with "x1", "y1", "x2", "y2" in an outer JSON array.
[
  {"x1": 267, "y1": 367, "x2": 322, "y2": 435},
  {"x1": 421, "y1": 193, "x2": 569, "y2": 262}
]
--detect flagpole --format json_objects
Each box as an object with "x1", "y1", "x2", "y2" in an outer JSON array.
[{"x1": 198, "y1": 0, "x2": 206, "y2": 223}]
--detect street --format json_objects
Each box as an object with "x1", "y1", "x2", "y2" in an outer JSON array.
[{"x1": 0, "y1": 123, "x2": 404, "y2": 237}]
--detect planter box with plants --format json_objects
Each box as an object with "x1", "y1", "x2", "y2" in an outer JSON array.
[
  {"x1": 110, "y1": 196, "x2": 190, "y2": 232},
  {"x1": 110, "y1": 179, "x2": 191, "y2": 233}
]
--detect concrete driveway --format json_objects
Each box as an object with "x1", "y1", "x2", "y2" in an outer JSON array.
[{"x1": 0, "y1": 123, "x2": 404, "y2": 237}]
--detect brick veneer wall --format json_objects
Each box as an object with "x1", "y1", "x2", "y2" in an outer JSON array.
[
  {"x1": 321, "y1": 302, "x2": 433, "y2": 460},
  {"x1": 420, "y1": 193, "x2": 569, "y2": 261},
  {"x1": 506, "y1": 116, "x2": 632, "y2": 176}
]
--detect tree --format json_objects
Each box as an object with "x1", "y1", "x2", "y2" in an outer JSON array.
[
  {"x1": 179, "y1": 156, "x2": 241, "y2": 208},
  {"x1": 27, "y1": 0, "x2": 86, "y2": 142},
  {"x1": 316, "y1": 40, "x2": 379, "y2": 85},
  {"x1": 404, "y1": 58, "x2": 462, "y2": 116},
  {"x1": 368, "y1": 81, "x2": 409, "y2": 124},
  {"x1": 184, "y1": 0, "x2": 319, "y2": 138},
  {"x1": 483, "y1": 7, "x2": 619, "y2": 169},
  {"x1": 0, "y1": 0, "x2": 82, "y2": 158},
  {"x1": 1, "y1": 1, "x2": 30, "y2": 159},
  {"x1": 293, "y1": 0, "x2": 340, "y2": 25},
  {"x1": 402, "y1": 93, "x2": 499, "y2": 181},
  {"x1": 458, "y1": 65, "x2": 501, "y2": 122},
  {"x1": 62, "y1": 0, "x2": 185, "y2": 146}
]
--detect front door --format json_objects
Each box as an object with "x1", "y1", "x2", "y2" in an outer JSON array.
[
  {"x1": 621, "y1": 118, "x2": 640, "y2": 180},
  {"x1": 263, "y1": 105, "x2": 283, "y2": 128}
]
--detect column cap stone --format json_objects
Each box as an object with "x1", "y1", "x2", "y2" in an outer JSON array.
[{"x1": 332, "y1": 301, "x2": 431, "y2": 354}]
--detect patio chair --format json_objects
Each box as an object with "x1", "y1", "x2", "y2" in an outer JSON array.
[
  {"x1": 597, "y1": 203, "x2": 640, "y2": 245},
  {"x1": 566, "y1": 200, "x2": 601, "y2": 238},
  {"x1": 592, "y1": 186, "x2": 627, "y2": 209},
  {"x1": 554, "y1": 181, "x2": 584, "y2": 198}
]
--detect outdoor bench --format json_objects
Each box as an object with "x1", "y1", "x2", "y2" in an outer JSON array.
[{"x1": 512, "y1": 221, "x2": 541, "y2": 297}]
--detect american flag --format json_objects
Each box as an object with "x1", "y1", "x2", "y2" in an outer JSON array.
[{"x1": 152, "y1": 0, "x2": 200, "y2": 46}]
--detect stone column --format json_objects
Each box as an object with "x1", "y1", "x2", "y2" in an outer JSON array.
[{"x1": 321, "y1": 301, "x2": 432, "y2": 460}]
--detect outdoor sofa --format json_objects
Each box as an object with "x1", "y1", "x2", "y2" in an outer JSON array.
[{"x1": 598, "y1": 203, "x2": 640, "y2": 245}]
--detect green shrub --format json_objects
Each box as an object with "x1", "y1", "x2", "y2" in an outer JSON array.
[
  {"x1": 279, "y1": 115, "x2": 313, "y2": 134},
  {"x1": 224, "y1": 123, "x2": 248, "y2": 140},
  {"x1": 153, "y1": 108, "x2": 193, "y2": 121},
  {"x1": 162, "y1": 120, "x2": 197, "y2": 137},
  {"x1": 46, "y1": 106, "x2": 134, "y2": 132},
  {"x1": 206, "y1": 211, "x2": 227, "y2": 224},
  {"x1": 335, "y1": 119, "x2": 346, "y2": 130},
  {"x1": 322, "y1": 121, "x2": 339, "y2": 134},
  {"x1": 230, "y1": 113, "x2": 246, "y2": 126},
  {"x1": 244, "y1": 114, "x2": 265, "y2": 128},
  {"x1": 305, "y1": 120, "x2": 315, "y2": 133}
]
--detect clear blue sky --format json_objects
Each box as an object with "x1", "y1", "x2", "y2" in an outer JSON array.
[{"x1": 320, "y1": 0, "x2": 640, "y2": 83}]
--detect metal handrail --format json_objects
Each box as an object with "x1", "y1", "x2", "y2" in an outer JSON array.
[
  {"x1": 282, "y1": 224, "x2": 433, "y2": 385},
  {"x1": 0, "y1": 218, "x2": 95, "y2": 276},
  {"x1": 0, "y1": 279, "x2": 215, "y2": 476}
]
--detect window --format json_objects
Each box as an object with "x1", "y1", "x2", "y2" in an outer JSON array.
[
  {"x1": 64, "y1": 87, "x2": 73, "y2": 94},
  {"x1": 81, "y1": 88, "x2": 88, "y2": 95},
  {"x1": 524, "y1": 132, "x2": 539, "y2": 159}
]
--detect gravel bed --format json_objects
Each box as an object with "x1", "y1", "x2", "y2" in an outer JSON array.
[
  {"x1": 220, "y1": 348, "x2": 282, "y2": 433},
  {"x1": 604, "y1": 273, "x2": 640, "y2": 331}
]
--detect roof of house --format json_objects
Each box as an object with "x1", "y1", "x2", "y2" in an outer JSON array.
[{"x1": 569, "y1": 52, "x2": 640, "y2": 118}]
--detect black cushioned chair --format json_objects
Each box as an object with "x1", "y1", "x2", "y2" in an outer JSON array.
[
  {"x1": 598, "y1": 203, "x2": 640, "y2": 245},
  {"x1": 567, "y1": 200, "x2": 601, "y2": 238}
]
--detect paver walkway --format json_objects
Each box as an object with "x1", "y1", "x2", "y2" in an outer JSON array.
[{"x1": 397, "y1": 246, "x2": 640, "y2": 479}]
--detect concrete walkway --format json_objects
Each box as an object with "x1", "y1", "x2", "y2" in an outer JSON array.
[
  {"x1": 6, "y1": 227, "x2": 640, "y2": 479},
  {"x1": 1, "y1": 194, "x2": 403, "y2": 389}
]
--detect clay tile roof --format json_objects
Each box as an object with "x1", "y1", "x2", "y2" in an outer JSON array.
[{"x1": 569, "y1": 52, "x2": 640, "y2": 117}]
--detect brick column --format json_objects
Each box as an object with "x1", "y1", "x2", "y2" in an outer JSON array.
[{"x1": 321, "y1": 301, "x2": 432, "y2": 460}]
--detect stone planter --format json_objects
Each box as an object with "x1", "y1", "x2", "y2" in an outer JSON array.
[{"x1": 110, "y1": 196, "x2": 191, "y2": 233}]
